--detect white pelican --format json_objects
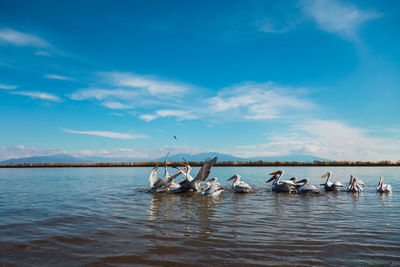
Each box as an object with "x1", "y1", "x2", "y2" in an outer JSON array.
[
  {"x1": 321, "y1": 172, "x2": 343, "y2": 192},
  {"x1": 227, "y1": 174, "x2": 253, "y2": 193},
  {"x1": 295, "y1": 178, "x2": 320, "y2": 194},
  {"x1": 376, "y1": 176, "x2": 392, "y2": 193},
  {"x1": 266, "y1": 170, "x2": 297, "y2": 193},
  {"x1": 201, "y1": 177, "x2": 223, "y2": 196},
  {"x1": 149, "y1": 153, "x2": 182, "y2": 193},
  {"x1": 347, "y1": 177, "x2": 363, "y2": 193},
  {"x1": 171, "y1": 157, "x2": 218, "y2": 194}
]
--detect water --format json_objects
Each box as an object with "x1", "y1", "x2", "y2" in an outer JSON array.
[{"x1": 0, "y1": 167, "x2": 399, "y2": 266}]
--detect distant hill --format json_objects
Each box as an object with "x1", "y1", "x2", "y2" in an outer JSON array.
[
  {"x1": 0, "y1": 154, "x2": 88, "y2": 164},
  {"x1": 155, "y1": 152, "x2": 246, "y2": 162},
  {"x1": 0, "y1": 152, "x2": 330, "y2": 164}
]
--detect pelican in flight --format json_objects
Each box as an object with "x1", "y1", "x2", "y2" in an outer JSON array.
[
  {"x1": 295, "y1": 178, "x2": 320, "y2": 194},
  {"x1": 266, "y1": 170, "x2": 297, "y2": 193},
  {"x1": 376, "y1": 176, "x2": 392, "y2": 193},
  {"x1": 171, "y1": 157, "x2": 218, "y2": 194},
  {"x1": 201, "y1": 177, "x2": 223, "y2": 196},
  {"x1": 347, "y1": 177, "x2": 363, "y2": 193},
  {"x1": 321, "y1": 172, "x2": 343, "y2": 192},
  {"x1": 227, "y1": 174, "x2": 253, "y2": 193},
  {"x1": 148, "y1": 153, "x2": 182, "y2": 193}
]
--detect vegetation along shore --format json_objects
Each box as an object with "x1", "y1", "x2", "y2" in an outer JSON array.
[{"x1": 1, "y1": 160, "x2": 399, "y2": 168}]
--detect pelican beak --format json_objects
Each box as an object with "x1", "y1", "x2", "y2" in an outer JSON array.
[
  {"x1": 296, "y1": 179, "x2": 307, "y2": 184},
  {"x1": 227, "y1": 175, "x2": 236, "y2": 181},
  {"x1": 165, "y1": 184, "x2": 174, "y2": 189},
  {"x1": 269, "y1": 170, "x2": 281, "y2": 175},
  {"x1": 266, "y1": 176, "x2": 276, "y2": 183},
  {"x1": 322, "y1": 173, "x2": 329, "y2": 178}
]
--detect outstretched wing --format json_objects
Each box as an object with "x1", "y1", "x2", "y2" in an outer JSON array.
[
  {"x1": 149, "y1": 165, "x2": 159, "y2": 187},
  {"x1": 167, "y1": 170, "x2": 182, "y2": 183},
  {"x1": 193, "y1": 157, "x2": 218, "y2": 184}
]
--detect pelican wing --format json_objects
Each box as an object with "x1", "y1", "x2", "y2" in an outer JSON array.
[
  {"x1": 281, "y1": 179, "x2": 296, "y2": 186},
  {"x1": 167, "y1": 170, "x2": 182, "y2": 183},
  {"x1": 202, "y1": 182, "x2": 223, "y2": 195},
  {"x1": 149, "y1": 165, "x2": 159, "y2": 187},
  {"x1": 193, "y1": 157, "x2": 218, "y2": 184},
  {"x1": 334, "y1": 181, "x2": 344, "y2": 187}
]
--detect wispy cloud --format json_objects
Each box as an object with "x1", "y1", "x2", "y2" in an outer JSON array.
[
  {"x1": 208, "y1": 82, "x2": 314, "y2": 120},
  {"x1": 140, "y1": 109, "x2": 198, "y2": 122},
  {"x1": 299, "y1": 0, "x2": 381, "y2": 38},
  {"x1": 0, "y1": 83, "x2": 17, "y2": 90},
  {"x1": 63, "y1": 129, "x2": 148, "y2": 139},
  {"x1": 11, "y1": 91, "x2": 62, "y2": 102},
  {"x1": 44, "y1": 74, "x2": 73, "y2": 81},
  {"x1": 103, "y1": 72, "x2": 191, "y2": 96},
  {"x1": 0, "y1": 28, "x2": 49, "y2": 47},
  {"x1": 101, "y1": 101, "x2": 132, "y2": 109},
  {"x1": 234, "y1": 119, "x2": 400, "y2": 161}
]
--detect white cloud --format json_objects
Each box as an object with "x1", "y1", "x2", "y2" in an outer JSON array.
[
  {"x1": 139, "y1": 114, "x2": 158, "y2": 122},
  {"x1": 69, "y1": 88, "x2": 138, "y2": 101},
  {"x1": 63, "y1": 129, "x2": 148, "y2": 139},
  {"x1": 300, "y1": 0, "x2": 381, "y2": 38},
  {"x1": 11, "y1": 91, "x2": 62, "y2": 102},
  {"x1": 35, "y1": 50, "x2": 52, "y2": 57},
  {"x1": 101, "y1": 101, "x2": 132, "y2": 109},
  {"x1": 0, "y1": 145, "x2": 67, "y2": 161},
  {"x1": 234, "y1": 119, "x2": 400, "y2": 161},
  {"x1": 45, "y1": 74, "x2": 73, "y2": 81},
  {"x1": 103, "y1": 72, "x2": 191, "y2": 96},
  {"x1": 208, "y1": 82, "x2": 314, "y2": 120},
  {"x1": 139, "y1": 109, "x2": 198, "y2": 122},
  {"x1": 0, "y1": 83, "x2": 17, "y2": 90},
  {"x1": 0, "y1": 28, "x2": 49, "y2": 47}
]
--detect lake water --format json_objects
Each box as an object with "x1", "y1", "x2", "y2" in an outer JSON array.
[{"x1": 0, "y1": 167, "x2": 399, "y2": 266}]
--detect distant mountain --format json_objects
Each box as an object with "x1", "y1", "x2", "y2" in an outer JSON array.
[
  {"x1": 0, "y1": 152, "x2": 330, "y2": 164},
  {"x1": 248, "y1": 154, "x2": 330, "y2": 162},
  {"x1": 155, "y1": 153, "x2": 329, "y2": 162},
  {"x1": 0, "y1": 154, "x2": 88, "y2": 164},
  {"x1": 154, "y1": 152, "x2": 246, "y2": 162}
]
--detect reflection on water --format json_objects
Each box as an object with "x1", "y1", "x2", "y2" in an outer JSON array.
[{"x1": 0, "y1": 167, "x2": 399, "y2": 266}]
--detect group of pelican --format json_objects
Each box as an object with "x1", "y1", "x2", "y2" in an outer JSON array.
[{"x1": 148, "y1": 155, "x2": 392, "y2": 196}]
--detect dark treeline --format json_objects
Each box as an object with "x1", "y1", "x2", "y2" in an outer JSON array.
[{"x1": 0, "y1": 160, "x2": 399, "y2": 168}]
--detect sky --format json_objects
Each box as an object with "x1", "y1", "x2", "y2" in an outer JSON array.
[{"x1": 0, "y1": 0, "x2": 399, "y2": 161}]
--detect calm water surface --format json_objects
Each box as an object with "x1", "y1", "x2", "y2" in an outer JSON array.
[{"x1": 0, "y1": 167, "x2": 399, "y2": 266}]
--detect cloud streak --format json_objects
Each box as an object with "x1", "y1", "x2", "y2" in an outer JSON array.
[
  {"x1": 45, "y1": 74, "x2": 73, "y2": 81},
  {"x1": 300, "y1": 0, "x2": 381, "y2": 38},
  {"x1": 0, "y1": 28, "x2": 49, "y2": 47},
  {"x1": 0, "y1": 84, "x2": 17, "y2": 90},
  {"x1": 11, "y1": 91, "x2": 62, "y2": 102},
  {"x1": 63, "y1": 129, "x2": 148, "y2": 139}
]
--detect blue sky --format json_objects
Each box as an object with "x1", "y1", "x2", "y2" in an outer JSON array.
[{"x1": 0, "y1": 0, "x2": 399, "y2": 161}]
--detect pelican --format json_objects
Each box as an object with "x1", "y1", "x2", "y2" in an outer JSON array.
[
  {"x1": 171, "y1": 157, "x2": 218, "y2": 194},
  {"x1": 295, "y1": 178, "x2": 320, "y2": 194},
  {"x1": 149, "y1": 153, "x2": 182, "y2": 193},
  {"x1": 321, "y1": 172, "x2": 343, "y2": 192},
  {"x1": 201, "y1": 177, "x2": 223, "y2": 196},
  {"x1": 347, "y1": 177, "x2": 363, "y2": 193},
  {"x1": 266, "y1": 170, "x2": 297, "y2": 193},
  {"x1": 227, "y1": 174, "x2": 253, "y2": 193},
  {"x1": 376, "y1": 176, "x2": 392, "y2": 193}
]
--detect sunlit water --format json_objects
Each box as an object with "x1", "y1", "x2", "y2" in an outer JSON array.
[{"x1": 0, "y1": 167, "x2": 399, "y2": 266}]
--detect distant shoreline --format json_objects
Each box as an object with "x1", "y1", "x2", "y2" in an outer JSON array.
[{"x1": 0, "y1": 160, "x2": 399, "y2": 168}]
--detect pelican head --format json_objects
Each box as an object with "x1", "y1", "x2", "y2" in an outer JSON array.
[
  {"x1": 206, "y1": 177, "x2": 218, "y2": 183},
  {"x1": 227, "y1": 174, "x2": 240, "y2": 182},
  {"x1": 289, "y1": 177, "x2": 297, "y2": 182},
  {"x1": 322, "y1": 171, "x2": 331, "y2": 178},
  {"x1": 295, "y1": 178, "x2": 309, "y2": 185},
  {"x1": 266, "y1": 170, "x2": 283, "y2": 183}
]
